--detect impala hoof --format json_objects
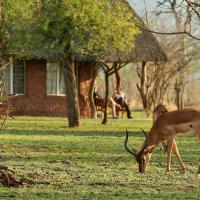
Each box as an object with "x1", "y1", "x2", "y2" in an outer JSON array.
[
  {"x1": 165, "y1": 170, "x2": 170, "y2": 175},
  {"x1": 179, "y1": 166, "x2": 185, "y2": 174},
  {"x1": 180, "y1": 169, "x2": 185, "y2": 174}
]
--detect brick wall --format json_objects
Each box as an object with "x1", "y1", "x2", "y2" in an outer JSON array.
[{"x1": 9, "y1": 59, "x2": 92, "y2": 117}]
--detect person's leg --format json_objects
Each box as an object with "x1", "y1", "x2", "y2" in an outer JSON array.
[
  {"x1": 109, "y1": 97, "x2": 118, "y2": 118},
  {"x1": 115, "y1": 98, "x2": 123, "y2": 107},
  {"x1": 124, "y1": 102, "x2": 132, "y2": 118}
]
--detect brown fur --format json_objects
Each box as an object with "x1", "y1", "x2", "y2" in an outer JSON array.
[{"x1": 136, "y1": 108, "x2": 200, "y2": 173}]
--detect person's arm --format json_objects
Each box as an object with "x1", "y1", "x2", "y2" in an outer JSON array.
[
  {"x1": 94, "y1": 91, "x2": 101, "y2": 98},
  {"x1": 124, "y1": 92, "x2": 128, "y2": 102},
  {"x1": 112, "y1": 91, "x2": 117, "y2": 100}
]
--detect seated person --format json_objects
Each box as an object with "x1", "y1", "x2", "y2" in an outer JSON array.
[
  {"x1": 112, "y1": 86, "x2": 132, "y2": 119},
  {"x1": 93, "y1": 86, "x2": 118, "y2": 119},
  {"x1": 93, "y1": 86, "x2": 101, "y2": 99}
]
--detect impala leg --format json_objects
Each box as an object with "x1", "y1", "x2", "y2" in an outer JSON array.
[
  {"x1": 197, "y1": 134, "x2": 200, "y2": 144},
  {"x1": 172, "y1": 139, "x2": 185, "y2": 173},
  {"x1": 166, "y1": 137, "x2": 174, "y2": 172},
  {"x1": 161, "y1": 140, "x2": 167, "y2": 152},
  {"x1": 196, "y1": 133, "x2": 200, "y2": 173}
]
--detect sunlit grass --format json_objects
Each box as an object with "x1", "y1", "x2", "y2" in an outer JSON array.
[{"x1": 0, "y1": 114, "x2": 199, "y2": 199}]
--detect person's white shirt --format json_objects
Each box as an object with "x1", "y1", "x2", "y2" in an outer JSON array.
[{"x1": 114, "y1": 91, "x2": 125, "y2": 100}]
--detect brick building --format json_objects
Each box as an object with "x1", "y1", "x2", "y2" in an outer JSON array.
[{"x1": 5, "y1": 58, "x2": 93, "y2": 117}]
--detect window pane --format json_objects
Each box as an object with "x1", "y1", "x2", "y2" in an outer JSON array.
[
  {"x1": 46, "y1": 62, "x2": 58, "y2": 94},
  {"x1": 59, "y1": 66, "x2": 65, "y2": 94},
  {"x1": 47, "y1": 62, "x2": 65, "y2": 95},
  {"x1": 13, "y1": 61, "x2": 25, "y2": 94},
  {"x1": 3, "y1": 64, "x2": 11, "y2": 95}
]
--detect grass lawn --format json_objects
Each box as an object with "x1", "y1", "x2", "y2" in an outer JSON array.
[{"x1": 0, "y1": 113, "x2": 199, "y2": 199}]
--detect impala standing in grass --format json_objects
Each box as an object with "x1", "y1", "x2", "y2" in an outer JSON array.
[{"x1": 125, "y1": 108, "x2": 200, "y2": 173}]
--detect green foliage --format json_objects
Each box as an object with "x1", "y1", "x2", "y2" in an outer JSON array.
[
  {"x1": 0, "y1": 116, "x2": 199, "y2": 199},
  {"x1": 2, "y1": 0, "x2": 139, "y2": 58},
  {"x1": 1, "y1": 0, "x2": 38, "y2": 55}
]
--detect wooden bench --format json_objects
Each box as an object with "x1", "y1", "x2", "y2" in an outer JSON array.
[
  {"x1": 94, "y1": 98, "x2": 105, "y2": 113},
  {"x1": 116, "y1": 106, "x2": 126, "y2": 118}
]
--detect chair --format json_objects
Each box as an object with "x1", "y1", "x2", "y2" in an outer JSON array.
[
  {"x1": 94, "y1": 98, "x2": 105, "y2": 113},
  {"x1": 116, "y1": 106, "x2": 126, "y2": 118}
]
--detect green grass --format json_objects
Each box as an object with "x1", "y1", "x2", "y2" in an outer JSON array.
[{"x1": 0, "y1": 114, "x2": 199, "y2": 199}]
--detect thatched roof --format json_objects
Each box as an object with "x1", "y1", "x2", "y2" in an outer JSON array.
[
  {"x1": 37, "y1": 26, "x2": 167, "y2": 63},
  {"x1": 104, "y1": 5, "x2": 167, "y2": 63},
  {"x1": 30, "y1": 49, "x2": 97, "y2": 62},
  {"x1": 104, "y1": 29, "x2": 167, "y2": 63}
]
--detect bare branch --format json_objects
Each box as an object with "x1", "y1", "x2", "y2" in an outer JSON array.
[
  {"x1": 132, "y1": 19, "x2": 200, "y2": 40},
  {"x1": 184, "y1": 0, "x2": 200, "y2": 20},
  {"x1": 187, "y1": 1, "x2": 200, "y2": 7}
]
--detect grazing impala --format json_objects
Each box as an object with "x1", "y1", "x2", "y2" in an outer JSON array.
[{"x1": 125, "y1": 108, "x2": 200, "y2": 173}]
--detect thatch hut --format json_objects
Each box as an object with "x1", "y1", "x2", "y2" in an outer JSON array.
[{"x1": 4, "y1": 7, "x2": 167, "y2": 117}]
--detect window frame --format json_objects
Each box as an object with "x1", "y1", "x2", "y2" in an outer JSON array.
[
  {"x1": 46, "y1": 62, "x2": 65, "y2": 96},
  {"x1": 4, "y1": 61, "x2": 25, "y2": 95}
]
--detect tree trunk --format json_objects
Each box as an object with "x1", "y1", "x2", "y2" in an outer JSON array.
[
  {"x1": 172, "y1": 3, "x2": 186, "y2": 109},
  {"x1": 175, "y1": 79, "x2": 183, "y2": 110},
  {"x1": 114, "y1": 63, "x2": 121, "y2": 89},
  {"x1": 102, "y1": 71, "x2": 109, "y2": 124},
  {"x1": 136, "y1": 62, "x2": 150, "y2": 116},
  {"x1": 63, "y1": 56, "x2": 80, "y2": 127},
  {"x1": 88, "y1": 64, "x2": 98, "y2": 119}
]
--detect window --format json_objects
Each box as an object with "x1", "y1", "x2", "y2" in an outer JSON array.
[
  {"x1": 46, "y1": 62, "x2": 65, "y2": 95},
  {"x1": 3, "y1": 61, "x2": 25, "y2": 94}
]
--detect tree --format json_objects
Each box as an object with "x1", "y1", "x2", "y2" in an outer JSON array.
[
  {"x1": 3, "y1": 0, "x2": 139, "y2": 127},
  {"x1": 88, "y1": 62, "x2": 99, "y2": 119},
  {"x1": 129, "y1": 0, "x2": 200, "y2": 41},
  {"x1": 101, "y1": 62, "x2": 128, "y2": 124},
  {"x1": 156, "y1": 0, "x2": 198, "y2": 109},
  {"x1": 157, "y1": 0, "x2": 200, "y2": 39},
  {"x1": 136, "y1": 13, "x2": 198, "y2": 116},
  {"x1": 129, "y1": 0, "x2": 200, "y2": 115},
  {"x1": 0, "y1": 0, "x2": 10, "y2": 68},
  {"x1": 136, "y1": 61, "x2": 183, "y2": 116}
]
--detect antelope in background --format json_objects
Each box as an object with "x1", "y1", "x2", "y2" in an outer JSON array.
[
  {"x1": 153, "y1": 104, "x2": 168, "y2": 151},
  {"x1": 125, "y1": 108, "x2": 200, "y2": 173},
  {"x1": 152, "y1": 104, "x2": 168, "y2": 124}
]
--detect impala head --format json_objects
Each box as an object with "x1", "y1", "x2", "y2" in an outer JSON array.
[
  {"x1": 136, "y1": 150, "x2": 148, "y2": 173},
  {"x1": 153, "y1": 104, "x2": 168, "y2": 123},
  {"x1": 124, "y1": 129, "x2": 154, "y2": 173}
]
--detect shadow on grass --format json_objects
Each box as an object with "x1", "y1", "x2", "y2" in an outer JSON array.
[{"x1": 0, "y1": 129, "x2": 147, "y2": 138}]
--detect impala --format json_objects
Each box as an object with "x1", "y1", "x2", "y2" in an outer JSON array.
[
  {"x1": 125, "y1": 108, "x2": 200, "y2": 173},
  {"x1": 152, "y1": 104, "x2": 168, "y2": 123},
  {"x1": 153, "y1": 104, "x2": 168, "y2": 151}
]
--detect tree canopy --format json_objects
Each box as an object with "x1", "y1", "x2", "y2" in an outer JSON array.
[{"x1": 3, "y1": 0, "x2": 139, "y2": 58}]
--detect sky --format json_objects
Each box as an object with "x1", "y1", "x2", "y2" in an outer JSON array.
[
  {"x1": 128, "y1": 0, "x2": 157, "y2": 15},
  {"x1": 127, "y1": 0, "x2": 179, "y2": 31}
]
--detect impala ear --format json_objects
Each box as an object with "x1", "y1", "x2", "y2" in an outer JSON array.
[
  {"x1": 163, "y1": 105, "x2": 168, "y2": 112},
  {"x1": 143, "y1": 145, "x2": 155, "y2": 153}
]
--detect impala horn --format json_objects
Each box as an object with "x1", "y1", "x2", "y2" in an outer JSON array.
[
  {"x1": 140, "y1": 128, "x2": 148, "y2": 139},
  {"x1": 140, "y1": 128, "x2": 149, "y2": 153},
  {"x1": 124, "y1": 129, "x2": 137, "y2": 157}
]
